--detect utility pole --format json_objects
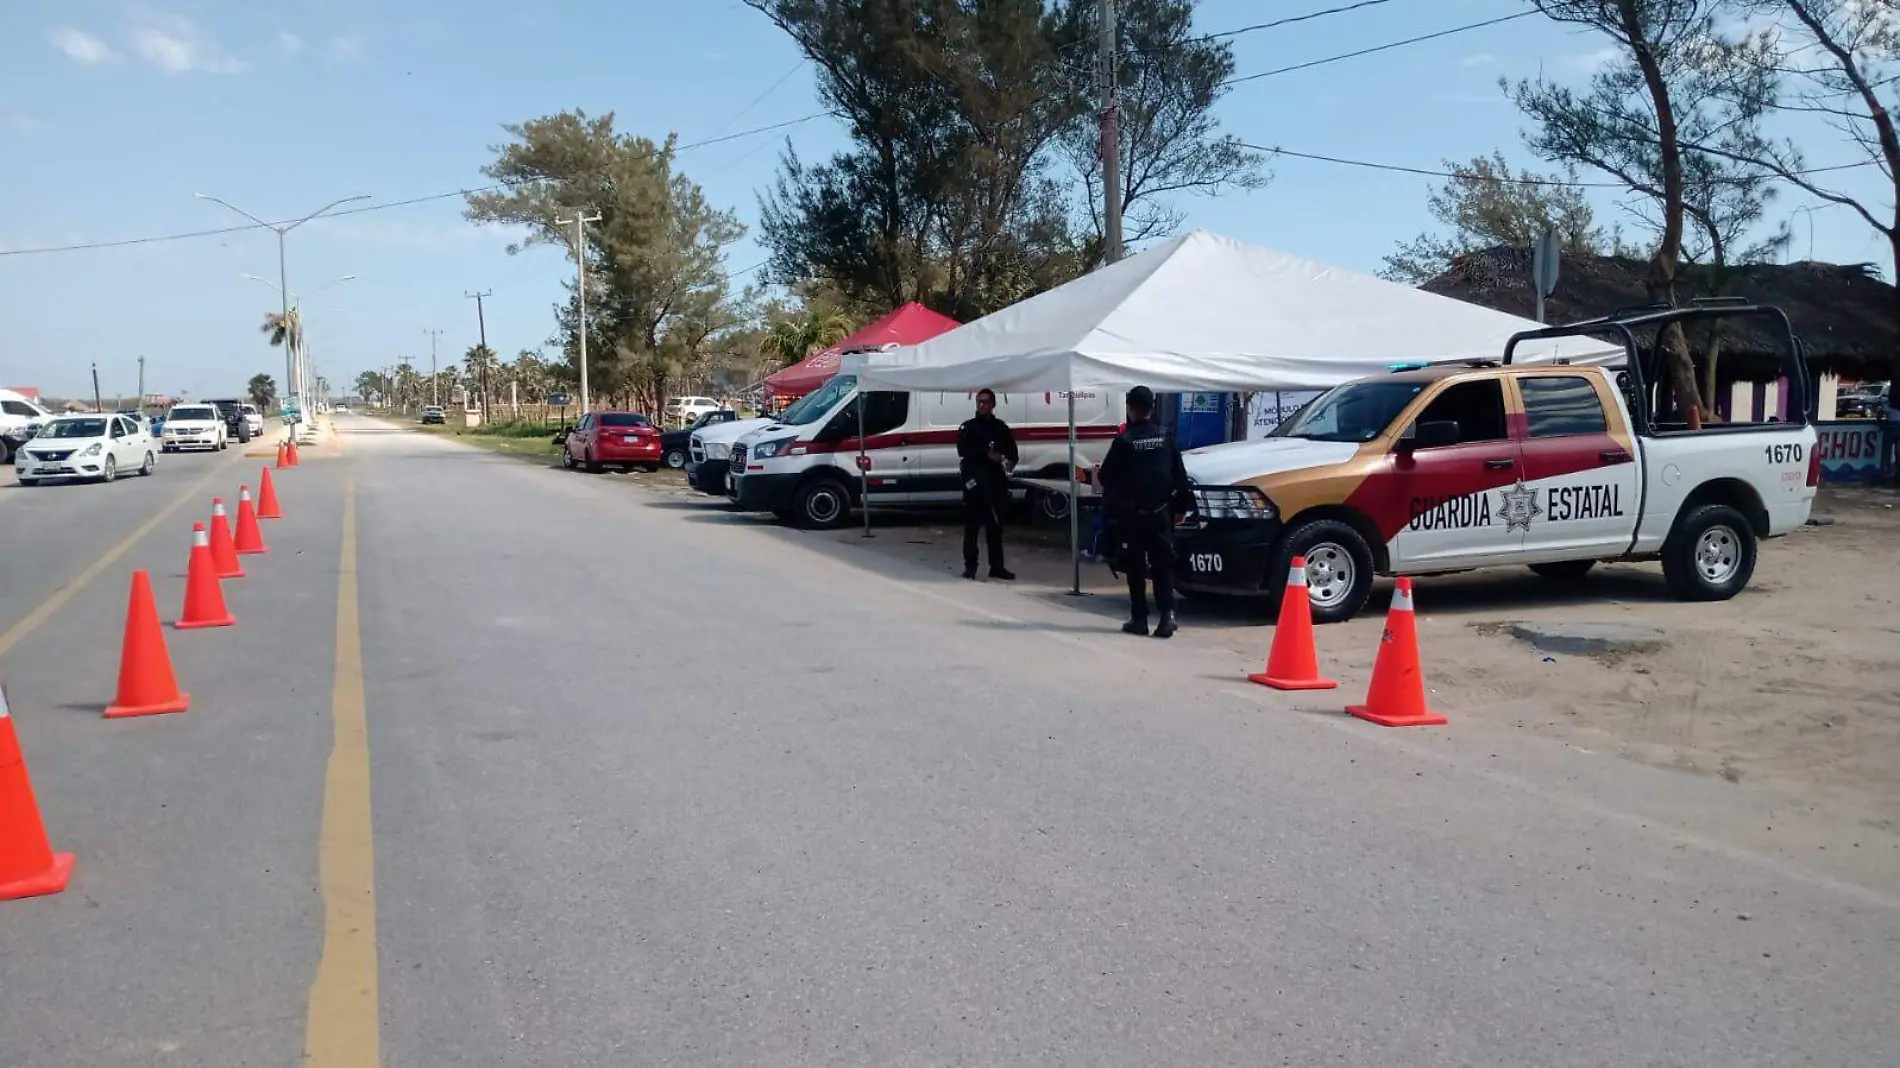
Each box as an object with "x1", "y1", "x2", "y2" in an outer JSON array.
[
  {"x1": 1099, "y1": 0, "x2": 1124, "y2": 265},
  {"x1": 137, "y1": 356, "x2": 146, "y2": 411},
  {"x1": 555, "y1": 211, "x2": 602, "y2": 411},
  {"x1": 90, "y1": 363, "x2": 103, "y2": 412},
  {"x1": 466, "y1": 289, "x2": 492, "y2": 419},
  {"x1": 424, "y1": 328, "x2": 443, "y2": 406}
]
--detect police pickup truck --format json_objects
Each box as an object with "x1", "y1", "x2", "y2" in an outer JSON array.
[{"x1": 1174, "y1": 301, "x2": 1820, "y2": 622}]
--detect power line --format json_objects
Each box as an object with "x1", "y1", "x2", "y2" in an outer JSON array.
[
  {"x1": 1205, "y1": 0, "x2": 1409, "y2": 42},
  {"x1": 0, "y1": 112, "x2": 831, "y2": 258},
  {"x1": 1242, "y1": 142, "x2": 1882, "y2": 186},
  {"x1": 1224, "y1": 10, "x2": 1536, "y2": 86},
  {"x1": 706, "y1": 60, "x2": 809, "y2": 139}
]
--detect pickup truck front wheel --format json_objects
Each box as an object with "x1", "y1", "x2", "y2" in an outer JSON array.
[
  {"x1": 1662, "y1": 504, "x2": 1757, "y2": 601},
  {"x1": 1271, "y1": 518, "x2": 1374, "y2": 624}
]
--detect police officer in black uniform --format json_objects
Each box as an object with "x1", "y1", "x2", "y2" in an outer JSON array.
[
  {"x1": 1098, "y1": 386, "x2": 1193, "y2": 637},
  {"x1": 956, "y1": 388, "x2": 1018, "y2": 580}
]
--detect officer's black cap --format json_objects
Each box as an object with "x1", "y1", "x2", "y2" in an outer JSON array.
[{"x1": 1125, "y1": 385, "x2": 1155, "y2": 410}]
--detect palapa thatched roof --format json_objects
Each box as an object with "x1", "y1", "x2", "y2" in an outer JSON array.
[{"x1": 1422, "y1": 247, "x2": 1899, "y2": 377}]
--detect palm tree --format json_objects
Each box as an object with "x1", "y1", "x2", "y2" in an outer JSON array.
[
  {"x1": 393, "y1": 362, "x2": 418, "y2": 413},
  {"x1": 463, "y1": 344, "x2": 499, "y2": 419},
  {"x1": 260, "y1": 308, "x2": 303, "y2": 353},
  {"x1": 759, "y1": 309, "x2": 855, "y2": 369}
]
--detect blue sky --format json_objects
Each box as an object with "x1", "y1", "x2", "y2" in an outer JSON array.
[{"x1": 1, "y1": 0, "x2": 1892, "y2": 400}]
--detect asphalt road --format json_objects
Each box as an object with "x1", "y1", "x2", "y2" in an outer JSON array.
[{"x1": 1, "y1": 418, "x2": 1896, "y2": 1066}]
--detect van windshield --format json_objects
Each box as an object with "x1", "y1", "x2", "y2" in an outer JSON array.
[
  {"x1": 778, "y1": 374, "x2": 856, "y2": 425},
  {"x1": 1274, "y1": 381, "x2": 1425, "y2": 443}
]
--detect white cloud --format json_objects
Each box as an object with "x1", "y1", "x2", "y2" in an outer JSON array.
[
  {"x1": 329, "y1": 35, "x2": 365, "y2": 62},
  {"x1": 49, "y1": 26, "x2": 115, "y2": 64},
  {"x1": 1566, "y1": 47, "x2": 1621, "y2": 73},
  {"x1": 277, "y1": 31, "x2": 302, "y2": 56},
  {"x1": 127, "y1": 13, "x2": 247, "y2": 75},
  {"x1": 1461, "y1": 52, "x2": 1497, "y2": 67}
]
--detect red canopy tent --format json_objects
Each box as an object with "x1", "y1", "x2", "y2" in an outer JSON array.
[{"x1": 762, "y1": 302, "x2": 961, "y2": 404}]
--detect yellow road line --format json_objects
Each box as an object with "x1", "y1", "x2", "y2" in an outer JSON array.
[
  {"x1": 305, "y1": 478, "x2": 380, "y2": 1065},
  {"x1": 0, "y1": 458, "x2": 234, "y2": 660}
]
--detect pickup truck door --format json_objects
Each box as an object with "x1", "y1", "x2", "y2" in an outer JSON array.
[
  {"x1": 1511, "y1": 372, "x2": 1641, "y2": 559},
  {"x1": 1387, "y1": 376, "x2": 1528, "y2": 569}
]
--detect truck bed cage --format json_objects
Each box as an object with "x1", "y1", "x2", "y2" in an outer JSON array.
[{"x1": 1500, "y1": 301, "x2": 1811, "y2": 435}]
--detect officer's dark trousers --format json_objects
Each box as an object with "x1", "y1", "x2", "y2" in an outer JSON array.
[
  {"x1": 1120, "y1": 510, "x2": 1175, "y2": 621},
  {"x1": 963, "y1": 488, "x2": 1005, "y2": 570}
]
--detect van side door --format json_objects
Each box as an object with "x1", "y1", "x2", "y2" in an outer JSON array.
[
  {"x1": 1387, "y1": 375, "x2": 1529, "y2": 569},
  {"x1": 1511, "y1": 371, "x2": 1641, "y2": 560}
]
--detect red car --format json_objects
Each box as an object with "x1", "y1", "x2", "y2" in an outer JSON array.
[{"x1": 562, "y1": 411, "x2": 662, "y2": 472}]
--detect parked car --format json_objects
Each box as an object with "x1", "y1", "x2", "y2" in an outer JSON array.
[
  {"x1": 205, "y1": 398, "x2": 255, "y2": 443},
  {"x1": 161, "y1": 404, "x2": 228, "y2": 452},
  {"x1": 421, "y1": 405, "x2": 447, "y2": 425},
  {"x1": 664, "y1": 395, "x2": 721, "y2": 427},
  {"x1": 1170, "y1": 303, "x2": 1818, "y2": 623},
  {"x1": 659, "y1": 408, "x2": 737, "y2": 469},
  {"x1": 1837, "y1": 382, "x2": 1889, "y2": 418},
  {"x1": 562, "y1": 411, "x2": 662, "y2": 472},
  {"x1": 15, "y1": 412, "x2": 158, "y2": 485}
]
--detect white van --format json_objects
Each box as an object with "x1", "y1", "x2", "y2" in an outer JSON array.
[
  {"x1": 0, "y1": 388, "x2": 52, "y2": 437},
  {"x1": 725, "y1": 373, "x2": 1122, "y2": 528}
]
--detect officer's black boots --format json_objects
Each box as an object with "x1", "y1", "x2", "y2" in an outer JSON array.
[
  {"x1": 1153, "y1": 614, "x2": 1177, "y2": 639},
  {"x1": 989, "y1": 567, "x2": 1015, "y2": 581},
  {"x1": 1121, "y1": 617, "x2": 1149, "y2": 636}
]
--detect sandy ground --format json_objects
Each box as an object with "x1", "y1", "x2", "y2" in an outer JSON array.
[{"x1": 629, "y1": 473, "x2": 1900, "y2": 833}]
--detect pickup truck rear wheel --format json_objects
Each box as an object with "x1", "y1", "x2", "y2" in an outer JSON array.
[
  {"x1": 1271, "y1": 518, "x2": 1374, "y2": 624},
  {"x1": 1662, "y1": 504, "x2": 1756, "y2": 601}
]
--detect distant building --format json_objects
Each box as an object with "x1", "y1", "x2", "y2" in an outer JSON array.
[{"x1": 4, "y1": 386, "x2": 40, "y2": 402}]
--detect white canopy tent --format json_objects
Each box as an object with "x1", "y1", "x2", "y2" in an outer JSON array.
[
  {"x1": 843, "y1": 229, "x2": 1624, "y2": 593},
  {"x1": 849, "y1": 229, "x2": 1621, "y2": 394}
]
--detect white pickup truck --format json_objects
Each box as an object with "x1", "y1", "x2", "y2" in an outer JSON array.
[{"x1": 1173, "y1": 302, "x2": 1820, "y2": 622}]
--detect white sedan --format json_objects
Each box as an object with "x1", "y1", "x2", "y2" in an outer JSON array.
[
  {"x1": 162, "y1": 404, "x2": 228, "y2": 452},
  {"x1": 16, "y1": 412, "x2": 158, "y2": 485}
]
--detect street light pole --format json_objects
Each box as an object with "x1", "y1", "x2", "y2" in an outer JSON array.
[
  {"x1": 555, "y1": 211, "x2": 602, "y2": 412},
  {"x1": 197, "y1": 192, "x2": 369, "y2": 434}
]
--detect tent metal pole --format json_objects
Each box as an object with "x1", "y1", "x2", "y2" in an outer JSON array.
[
  {"x1": 1067, "y1": 390, "x2": 1081, "y2": 596},
  {"x1": 858, "y1": 388, "x2": 872, "y2": 539}
]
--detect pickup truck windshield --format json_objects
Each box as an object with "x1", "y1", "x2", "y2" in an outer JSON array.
[
  {"x1": 170, "y1": 406, "x2": 216, "y2": 421},
  {"x1": 1275, "y1": 381, "x2": 1425, "y2": 442}
]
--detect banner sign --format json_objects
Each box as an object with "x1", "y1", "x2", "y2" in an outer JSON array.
[{"x1": 1815, "y1": 420, "x2": 1883, "y2": 483}]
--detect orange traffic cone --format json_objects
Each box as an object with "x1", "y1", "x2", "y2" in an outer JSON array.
[
  {"x1": 276, "y1": 441, "x2": 291, "y2": 469},
  {"x1": 1345, "y1": 578, "x2": 1448, "y2": 728},
  {"x1": 0, "y1": 680, "x2": 74, "y2": 900},
  {"x1": 208, "y1": 498, "x2": 244, "y2": 579},
  {"x1": 176, "y1": 523, "x2": 235, "y2": 630},
  {"x1": 257, "y1": 467, "x2": 283, "y2": 519},
  {"x1": 104, "y1": 571, "x2": 191, "y2": 719},
  {"x1": 233, "y1": 485, "x2": 268, "y2": 554},
  {"x1": 1248, "y1": 555, "x2": 1339, "y2": 691},
  {"x1": 286, "y1": 440, "x2": 300, "y2": 467}
]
